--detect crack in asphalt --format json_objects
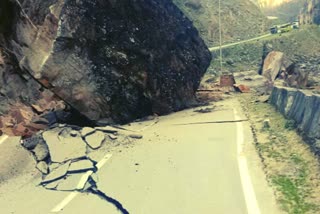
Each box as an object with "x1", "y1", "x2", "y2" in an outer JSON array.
[
  {"x1": 173, "y1": 119, "x2": 248, "y2": 126},
  {"x1": 88, "y1": 187, "x2": 130, "y2": 214}
]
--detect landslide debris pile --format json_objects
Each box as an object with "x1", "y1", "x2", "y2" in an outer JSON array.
[
  {"x1": 22, "y1": 125, "x2": 142, "y2": 191},
  {"x1": 0, "y1": 0, "x2": 211, "y2": 136},
  {"x1": 173, "y1": 0, "x2": 269, "y2": 46}
]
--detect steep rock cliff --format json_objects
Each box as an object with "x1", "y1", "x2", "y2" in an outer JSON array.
[
  {"x1": 1, "y1": 0, "x2": 211, "y2": 128},
  {"x1": 300, "y1": 0, "x2": 320, "y2": 25},
  {"x1": 270, "y1": 86, "x2": 320, "y2": 155}
]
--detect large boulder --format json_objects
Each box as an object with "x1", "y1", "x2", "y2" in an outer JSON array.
[
  {"x1": 261, "y1": 51, "x2": 310, "y2": 89},
  {"x1": 262, "y1": 51, "x2": 286, "y2": 81},
  {"x1": 0, "y1": 46, "x2": 66, "y2": 136},
  {"x1": 5, "y1": 0, "x2": 211, "y2": 124}
]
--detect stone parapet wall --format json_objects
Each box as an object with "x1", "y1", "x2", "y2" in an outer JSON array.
[{"x1": 270, "y1": 86, "x2": 320, "y2": 154}]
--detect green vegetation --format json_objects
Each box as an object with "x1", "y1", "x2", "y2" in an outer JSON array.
[
  {"x1": 208, "y1": 26, "x2": 320, "y2": 75},
  {"x1": 240, "y1": 94, "x2": 320, "y2": 214},
  {"x1": 285, "y1": 120, "x2": 297, "y2": 130},
  {"x1": 272, "y1": 175, "x2": 316, "y2": 214},
  {"x1": 173, "y1": 0, "x2": 269, "y2": 46}
]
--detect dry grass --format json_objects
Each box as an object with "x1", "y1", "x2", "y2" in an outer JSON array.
[{"x1": 239, "y1": 94, "x2": 320, "y2": 214}]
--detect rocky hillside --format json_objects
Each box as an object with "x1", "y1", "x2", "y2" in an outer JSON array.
[
  {"x1": 0, "y1": 0, "x2": 211, "y2": 136},
  {"x1": 300, "y1": 0, "x2": 320, "y2": 25},
  {"x1": 210, "y1": 26, "x2": 320, "y2": 87},
  {"x1": 173, "y1": 0, "x2": 269, "y2": 46}
]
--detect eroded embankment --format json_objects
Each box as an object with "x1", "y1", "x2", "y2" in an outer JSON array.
[{"x1": 270, "y1": 86, "x2": 320, "y2": 155}]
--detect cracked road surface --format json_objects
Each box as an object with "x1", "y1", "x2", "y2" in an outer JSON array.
[{"x1": 0, "y1": 99, "x2": 283, "y2": 214}]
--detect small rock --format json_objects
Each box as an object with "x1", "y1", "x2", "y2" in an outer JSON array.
[
  {"x1": 234, "y1": 84, "x2": 250, "y2": 93},
  {"x1": 194, "y1": 107, "x2": 214, "y2": 113},
  {"x1": 129, "y1": 134, "x2": 143, "y2": 139},
  {"x1": 23, "y1": 134, "x2": 43, "y2": 150},
  {"x1": 70, "y1": 130, "x2": 79, "y2": 137},
  {"x1": 36, "y1": 161, "x2": 49, "y2": 175},
  {"x1": 32, "y1": 141, "x2": 49, "y2": 161},
  {"x1": 263, "y1": 119, "x2": 270, "y2": 129},
  {"x1": 85, "y1": 131, "x2": 105, "y2": 149},
  {"x1": 258, "y1": 95, "x2": 269, "y2": 103},
  {"x1": 81, "y1": 127, "x2": 95, "y2": 137},
  {"x1": 271, "y1": 135, "x2": 277, "y2": 140},
  {"x1": 108, "y1": 134, "x2": 118, "y2": 140}
]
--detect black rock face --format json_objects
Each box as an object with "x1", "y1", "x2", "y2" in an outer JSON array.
[{"x1": 3, "y1": 0, "x2": 211, "y2": 125}]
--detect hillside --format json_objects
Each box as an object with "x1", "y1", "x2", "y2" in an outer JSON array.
[
  {"x1": 210, "y1": 26, "x2": 320, "y2": 86},
  {"x1": 173, "y1": 0, "x2": 269, "y2": 46},
  {"x1": 300, "y1": 0, "x2": 320, "y2": 25}
]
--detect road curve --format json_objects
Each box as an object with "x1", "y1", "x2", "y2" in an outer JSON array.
[
  {"x1": 0, "y1": 98, "x2": 282, "y2": 214},
  {"x1": 209, "y1": 34, "x2": 272, "y2": 52}
]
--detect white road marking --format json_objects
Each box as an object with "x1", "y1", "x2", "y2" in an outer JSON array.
[
  {"x1": 0, "y1": 135, "x2": 9, "y2": 146},
  {"x1": 51, "y1": 153, "x2": 113, "y2": 213},
  {"x1": 234, "y1": 109, "x2": 261, "y2": 214},
  {"x1": 51, "y1": 192, "x2": 78, "y2": 213}
]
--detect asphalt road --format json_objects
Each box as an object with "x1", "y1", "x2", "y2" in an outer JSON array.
[
  {"x1": 0, "y1": 99, "x2": 282, "y2": 214},
  {"x1": 209, "y1": 34, "x2": 272, "y2": 51}
]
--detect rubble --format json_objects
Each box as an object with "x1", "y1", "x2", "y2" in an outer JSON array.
[
  {"x1": 36, "y1": 161, "x2": 49, "y2": 175},
  {"x1": 20, "y1": 124, "x2": 143, "y2": 194},
  {"x1": 41, "y1": 161, "x2": 71, "y2": 184},
  {"x1": 262, "y1": 51, "x2": 286, "y2": 81},
  {"x1": 257, "y1": 95, "x2": 269, "y2": 103},
  {"x1": 108, "y1": 134, "x2": 118, "y2": 140},
  {"x1": 129, "y1": 134, "x2": 143, "y2": 139},
  {"x1": 85, "y1": 131, "x2": 106, "y2": 150},
  {"x1": 68, "y1": 159, "x2": 96, "y2": 173},
  {"x1": 22, "y1": 134, "x2": 43, "y2": 150},
  {"x1": 234, "y1": 84, "x2": 250, "y2": 93},
  {"x1": 263, "y1": 119, "x2": 271, "y2": 129},
  {"x1": 43, "y1": 130, "x2": 87, "y2": 163},
  {"x1": 45, "y1": 173, "x2": 89, "y2": 191},
  {"x1": 32, "y1": 141, "x2": 49, "y2": 161},
  {"x1": 220, "y1": 74, "x2": 236, "y2": 87},
  {"x1": 194, "y1": 107, "x2": 214, "y2": 113}
]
